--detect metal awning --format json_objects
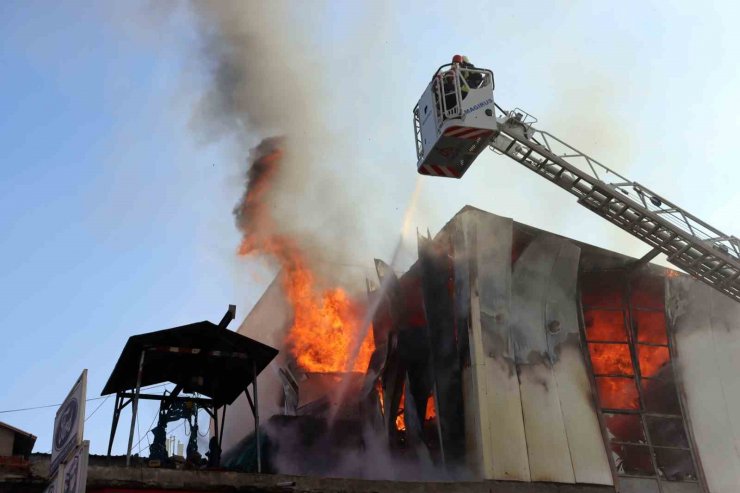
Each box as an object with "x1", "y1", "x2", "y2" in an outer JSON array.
[
  {"x1": 102, "y1": 306, "x2": 278, "y2": 470},
  {"x1": 102, "y1": 319, "x2": 277, "y2": 407}
]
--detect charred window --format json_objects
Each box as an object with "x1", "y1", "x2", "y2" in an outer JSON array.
[{"x1": 580, "y1": 270, "x2": 704, "y2": 492}]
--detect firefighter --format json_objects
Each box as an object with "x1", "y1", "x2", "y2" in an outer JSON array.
[
  {"x1": 460, "y1": 55, "x2": 483, "y2": 92},
  {"x1": 453, "y1": 55, "x2": 474, "y2": 100}
]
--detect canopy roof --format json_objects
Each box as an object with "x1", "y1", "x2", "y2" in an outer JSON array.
[{"x1": 101, "y1": 321, "x2": 278, "y2": 407}]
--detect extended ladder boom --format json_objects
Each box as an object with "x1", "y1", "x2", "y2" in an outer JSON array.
[{"x1": 490, "y1": 110, "x2": 740, "y2": 303}]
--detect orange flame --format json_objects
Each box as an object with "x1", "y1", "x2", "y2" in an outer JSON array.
[
  {"x1": 637, "y1": 345, "x2": 670, "y2": 378},
  {"x1": 665, "y1": 269, "x2": 681, "y2": 278},
  {"x1": 235, "y1": 140, "x2": 374, "y2": 373},
  {"x1": 376, "y1": 380, "x2": 385, "y2": 416},
  {"x1": 586, "y1": 310, "x2": 671, "y2": 410},
  {"x1": 589, "y1": 343, "x2": 633, "y2": 376},
  {"x1": 425, "y1": 396, "x2": 436, "y2": 421},
  {"x1": 282, "y1": 258, "x2": 374, "y2": 372},
  {"x1": 396, "y1": 391, "x2": 406, "y2": 432},
  {"x1": 394, "y1": 392, "x2": 435, "y2": 431},
  {"x1": 596, "y1": 377, "x2": 639, "y2": 409}
]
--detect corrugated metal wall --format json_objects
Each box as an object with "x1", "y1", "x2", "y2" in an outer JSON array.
[
  {"x1": 450, "y1": 208, "x2": 612, "y2": 485},
  {"x1": 667, "y1": 277, "x2": 740, "y2": 493}
]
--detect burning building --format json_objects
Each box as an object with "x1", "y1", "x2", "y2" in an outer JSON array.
[{"x1": 223, "y1": 204, "x2": 739, "y2": 493}]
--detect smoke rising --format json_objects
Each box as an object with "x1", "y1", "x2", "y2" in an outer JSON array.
[
  {"x1": 191, "y1": 1, "x2": 372, "y2": 285},
  {"x1": 228, "y1": 135, "x2": 376, "y2": 374},
  {"x1": 263, "y1": 417, "x2": 466, "y2": 481},
  {"x1": 233, "y1": 137, "x2": 284, "y2": 256}
]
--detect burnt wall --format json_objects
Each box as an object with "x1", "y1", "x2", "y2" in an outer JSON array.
[
  {"x1": 431, "y1": 207, "x2": 611, "y2": 485},
  {"x1": 667, "y1": 277, "x2": 740, "y2": 493}
]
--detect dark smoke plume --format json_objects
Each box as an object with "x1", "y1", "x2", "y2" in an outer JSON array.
[
  {"x1": 190, "y1": 2, "x2": 367, "y2": 284},
  {"x1": 232, "y1": 137, "x2": 285, "y2": 257}
]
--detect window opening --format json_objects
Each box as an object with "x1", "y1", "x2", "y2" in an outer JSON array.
[{"x1": 580, "y1": 270, "x2": 704, "y2": 492}]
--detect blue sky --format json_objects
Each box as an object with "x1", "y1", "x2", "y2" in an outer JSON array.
[{"x1": 0, "y1": 1, "x2": 738, "y2": 455}]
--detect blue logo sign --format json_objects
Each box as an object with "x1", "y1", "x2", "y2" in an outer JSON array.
[{"x1": 464, "y1": 98, "x2": 493, "y2": 115}]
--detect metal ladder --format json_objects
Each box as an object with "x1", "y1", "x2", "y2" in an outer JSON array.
[
  {"x1": 433, "y1": 72, "x2": 462, "y2": 125},
  {"x1": 489, "y1": 113, "x2": 740, "y2": 303}
]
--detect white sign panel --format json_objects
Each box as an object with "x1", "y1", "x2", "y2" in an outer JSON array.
[
  {"x1": 62, "y1": 441, "x2": 89, "y2": 493},
  {"x1": 50, "y1": 370, "x2": 87, "y2": 475},
  {"x1": 43, "y1": 471, "x2": 62, "y2": 493}
]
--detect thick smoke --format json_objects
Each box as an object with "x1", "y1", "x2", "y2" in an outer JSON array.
[
  {"x1": 191, "y1": 2, "x2": 318, "y2": 142},
  {"x1": 191, "y1": 1, "x2": 369, "y2": 285},
  {"x1": 191, "y1": 3, "x2": 386, "y2": 470},
  {"x1": 264, "y1": 418, "x2": 463, "y2": 481},
  {"x1": 232, "y1": 137, "x2": 292, "y2": 259},
  {"x1": 233, "y1": 139, "x2": 280, "y2": 230}
]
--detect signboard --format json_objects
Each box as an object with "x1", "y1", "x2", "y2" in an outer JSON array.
[
  {"x1": 62, "y1": 441, "x2": 89, "y2": 493},
  {"x1": 50, "y1": 370, "x2": 87, "y2": 475},
  {"x1": 43, "y1": 471, "x2": 62, "y2": 493}
]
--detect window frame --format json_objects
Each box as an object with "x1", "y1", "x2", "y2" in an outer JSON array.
[{"x1": 578, "y1": 268, "x2": 706, "y2": 492}]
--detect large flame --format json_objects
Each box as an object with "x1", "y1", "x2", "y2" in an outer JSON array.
[
  {"x1": 235, "y1": 139, "x2": 374, "y2": 373},
  {"x1": 585, "y1": 305, "x2": 671, "y2": 410},
  {"x1": 281, "y1": 257, "x2": 374, "y2": 373},
  {"x1": 589, "y1": 343, "x2": 633, "y2": 376}
]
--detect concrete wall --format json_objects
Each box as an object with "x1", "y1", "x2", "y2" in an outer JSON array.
[
  {"x1": 667, "y1": 277, "x2": 740, "y2": 493},
  {"x1": 4, "y1": 454, "x2": 617, "y2": 493}
]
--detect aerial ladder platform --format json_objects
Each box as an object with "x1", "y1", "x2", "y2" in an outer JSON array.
[{"x1": 413, "y1": 58, "x2": 740, "y2": 303}]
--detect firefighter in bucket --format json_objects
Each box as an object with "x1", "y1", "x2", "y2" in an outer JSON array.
[{"x1": 440, "y1": 54, "x2": 480, "y2": 117}]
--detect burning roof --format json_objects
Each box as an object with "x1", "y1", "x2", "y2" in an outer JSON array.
[{"x1": 233, "y1": 138, "x2": 374, "y2": 374}]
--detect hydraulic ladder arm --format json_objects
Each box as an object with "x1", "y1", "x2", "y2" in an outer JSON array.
[{"x1": 489, "y1": 109, "x2": 740, "y2": 303}]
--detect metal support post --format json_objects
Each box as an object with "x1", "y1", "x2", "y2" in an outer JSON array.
[
  {"x1": 432, "y1": 383, "x2": 446, "y2": 467},
  {"x1": 126, "y1": 349, "x2": 146, "y2": 467},
  {"x1": 219, "y1": 405, "x2": 227, "y2": 449},
  {"x1": 630, "y1": 246, "x2": 662, "y2": 271},
  {"x1": 253, "y1": 359, "x2": 261, "y2": 473},
  {"x1": 107, "y1": 394, "x2": 121, "y2": 457},
  {"x1": 213, "y1": 406, "x2": 219, "y2": 448}
]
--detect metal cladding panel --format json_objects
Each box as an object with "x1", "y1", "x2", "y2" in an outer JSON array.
[
  {"x1": 481, "y1": 356, "x2": 530, "y2": 480},
  {"x1": 445, "y1": 209, "x2": 610, "y2": 484},
  {"x1": 517, "y1": 364, "x2": 573, "y2": 481},
  {"x1": 511, "y1": 235, "x2": 575, "y2": 483},
  {"x1": 465, "y1": 289, "x2": 493, "y2": 476},
  {"x1": 418, "y1": 234, "x2": 465, "y2": 463},
  {"x1": 470, "y1": 211, "x2": 530, "y2": 481},
  {"x1": 667, "y1": 277, "x2": 740, "y2": 493},
  {"x1": 546, "y1": 243, "x2": 612, "y2": 485}
]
